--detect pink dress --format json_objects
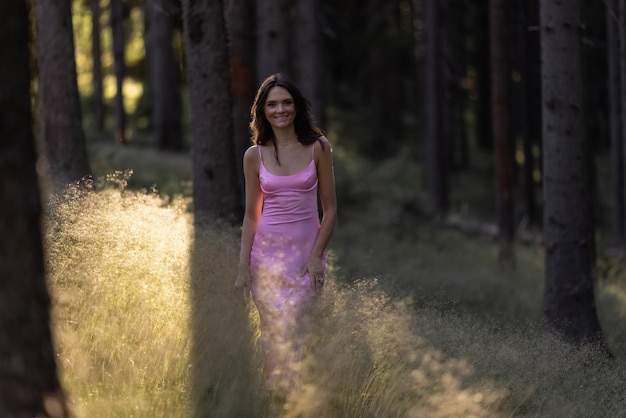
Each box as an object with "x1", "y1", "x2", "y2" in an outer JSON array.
[{"x1": 250, "y1": 144, "x2": 322, "y2": 392}]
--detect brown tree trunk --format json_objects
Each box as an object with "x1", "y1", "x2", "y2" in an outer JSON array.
[
  {"x1": 422, "y1": 0, "x2": 448, "y2": 212},
  {"x1": 297, "y1": 0, "x2": 325, "y2": 129},
  {"x1": 256, "y1": 0, "x2": 290, "y2": 81},
  {"x1": 475, "y1": 2, "x2": 493, "y2": 151},
  {"x1": 34, "y1": 0, "x2": 90, "y2": 187},
  {"x1": 0, "y1": 2, "x2": 69, "y2": 415},
  {"x1": 522, "y1": 0, "x2": 541, "y2": 228},
  {"x1": 619, "y1": 0, "x2": 626, "y2": 249},
  {"x1": 91, "y1": 0, "x2": 104, "y2": 131},
  {"x1": 608, "y1": 0, "x2": 624, "y2": 247},
  {"x1": 183, "y1": 0, "x2": 243, "y2": 221},
  {"x1": 490, "y1": 0, "x2": 515, "y2": 265},
  {"x1": 110, "y1": 0, "x2": 126, "y2": 143},
  {"x1": 540, "y1": 0, "x2": 607, "y2": 349},
  {"x1": 147, "y1": 0, "x2": 183, "y2": 151},
  {"x1": 226, "y1": 0, "x2": 256, "y2": 202}
]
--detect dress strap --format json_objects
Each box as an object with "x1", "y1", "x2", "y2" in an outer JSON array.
[
  {"x1": 311, "y1": 141, "x2": 316, "y2": 161},
  {"x1": 257, "y1": 144, "x2": 263, "y2": 163}
]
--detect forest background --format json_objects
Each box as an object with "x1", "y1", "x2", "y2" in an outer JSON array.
[{"x1": 3, "y1": 0, "x2": 626, "y2": 417}]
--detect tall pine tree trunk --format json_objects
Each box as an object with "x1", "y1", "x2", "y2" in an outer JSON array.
[
  {"x1": 522, "y1": 0, "x2": 541, "y2": 228},
  {"x1": 297, "y1": 0, "x2": 325, "y2": 129},
  {"x1": 34, "y1": 0, "x2": 90, "y2": 187},
  {"x1": 608, "y1": 0, "x2": 624, "y2": 247},
  {"x1": 256, "y1": 0, "x2": 290, "y2": 81},
  {"x1": 183, "y1": 0, "x2": 242, "y2": 221},
  {"x1": 91, "y1": 0, "x2": 104, "y2": 131},
  {"x1": 110, "y1": 0, "x2": 126, "y2": 143},
  {"x1": 422, "y1": 0, "x2": 448, "y2": 212},
  {"x1": 540, "y1": 0, "x2": 607, "y2": 349},
  {"x1": 0, "y1": 2, "x2": 69, "y2": 415},
  {"x1": 147, "y1": 0, "x2": 183, "y2": 151},
  {"x1": 491, "y1": 0, "x2": 515, "y2": 265},
  {"x1": 227, "y1": 0, "x2": 256, "y2": 201}
]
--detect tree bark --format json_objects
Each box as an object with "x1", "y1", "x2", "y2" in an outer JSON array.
[
  {"x1": 619, "y1": 0, "x2": 626, "y2": 249},
  {"x1": 522, "y1": 0, "x2": 541, "y2": 228},
  {"x1": 297, "y1": 0, "x2": 325, "y2": 129},
  {"x1": 226, "y1": 0, "x2": 256, "y2": 203},
  {"x1": 34, "y1": 0, "x2": 90, "y2": 187},
  {"x1": 183, "y1": 0, "x2": 243, "y2": 221},
  {"x1": 147, "y1": 0, "x2": 183, "y2": 151},
  {"x1": 110, "y1": 0, "x2": 126, "y2": 143},
  {"x1": 256, "y1": 0, "x2": 290, "y2": 81},
  {"x1": 0, "y1": 1, "x2": 69, "y2": 415},
  {"x1": 422, "y1": 0, "x2": 448, "y2": 212},
  {"x1": 91, "y1": 0, "x2": 104, "y2": 131},
  {"x1": 540, "y1": 0, "x2": 607, "y2": 349},
  {"x1": 608, "y1": 0, "x2": 624, "y2": 247},
  {"x1": 475, "y1": 1, "x2": 493, "y2": 151},
  {"x1": 490, "y1": 0, "x2": 515, "y2": 265}
]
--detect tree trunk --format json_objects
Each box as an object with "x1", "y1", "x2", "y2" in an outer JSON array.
[
  {"x1": 619, "y1": 0, "x2": 626, "y2": 249},
  {"x1": 91, "y1": 0, "x2": 104, "y2": 131},
  {"x1": 475, "y1": 2, "x2": 493, "y2": 151},
  {"x1": 522, "y1": 0, "x2": 541, "y2": 228},
  {"x1": 110, "y1": 0, "x2": 126, "y2": 143},
  {"x1": 297, "y1": 0, "x2": 325, "y2": 129},
  {"x1": 34, "y1": 0, "x2": 90, "y2": 187},
  {"x1": 147, "y1": 0, "x2": 183, "y2": 151},
  {"x1": 490, "y1": 0, "x2": 515, "y2": 265},
  {"x1": 183, "y1": 0, "x2": 243, "y2": 221},
  {"x1": 422, "y1": 0, "x2": 448, "y2": 212},
  {"x1": 608, "y1": 0, "x2": 624, "y2": 247},
  {"x1": 226, "y1": 0, "x2": 256, "y2": 203},
  {"x1": 540, "y1": 0, "x2": 607, "y2": 349},
  {"x1": 256, "y1": 0, "x2": 290, "y2": 81},
  {"x1": 0, "y1": 2, "x2": 69, "y2": 415}
]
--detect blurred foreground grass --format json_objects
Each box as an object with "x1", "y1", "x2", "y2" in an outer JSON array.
[{"x1": 45, "y1": 144, "x2": 626, "y2": 417}]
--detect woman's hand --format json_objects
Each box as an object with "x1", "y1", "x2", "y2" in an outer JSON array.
[
  {"x1": 234, "y1": 265, "x2": 251, "y2": 300},
  {"x1": 303, "y1": 256, "x2": 325, "y2": 291}
]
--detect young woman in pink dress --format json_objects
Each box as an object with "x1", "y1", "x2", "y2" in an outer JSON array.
[{"x1": 234, "y1": 73, "x2": 337, "y2": 399}]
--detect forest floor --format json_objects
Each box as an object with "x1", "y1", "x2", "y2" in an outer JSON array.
[{"x1": 50, "y1": 139, "x2": 626, "y2": 417}]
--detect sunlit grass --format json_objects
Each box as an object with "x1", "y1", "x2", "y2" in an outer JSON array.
[
  {"x1": 45, "y1": 169, "x2": 626, "y2": 417},
  {"x1": 46, "y1": 173, "x2": 192, "y2": 417}
]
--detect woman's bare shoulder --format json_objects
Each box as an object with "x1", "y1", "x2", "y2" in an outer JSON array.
[
  {"x1": 316, "y1": 135, "x2": 332, "y2": 154},
  {"x1": 243, "y1": 145, "x2": 261, "y2": 167}
]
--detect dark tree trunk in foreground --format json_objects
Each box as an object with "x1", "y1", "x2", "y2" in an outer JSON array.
[
  {"x1": 183, "y1": 0, "x2": 242, "y2": 221},
  {"x1": 619, "y1": 0, "x2": 626, "y2": 249},
  {"x1": 256, "y1": 0, "x2": 290, "y2": 81},
  {"x1": 227, "y1": 0, "x2": 256, "y2": 202},
  {"x1": 110, "y1": 0, "x2": 126, "y2": 143},
  {"x1": 608, "y1": 0, "x2": 624, "y2": 246},
  {"x1": 540, "y1": 0, "x2": 607, "y2": 349},
  {"x1": 297, "y1": 0, "x2": 325, "y2": 129},
  {"x1": 147, "y1": 0, "x2": 183, "y2": 151},
  {"x1": 34, "y1": 0, "x2": 90, "y2": 186},
  {"x1": 490, "y1": 0, "x2": 515, "y2": 265},
  {"x1": 0, "y1": 2, "x2": 69, "y2": 416},
  {"x1": 422, "y1": 0, "x2": 448, "y2": 212},
  {"x1": 91, "y1": 0, "x2": 104, "y2": 131}
]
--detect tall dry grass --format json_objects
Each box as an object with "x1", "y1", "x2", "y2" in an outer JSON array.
[{"x1": 45, "y1": 172, "x2": 626, "y2": 417}]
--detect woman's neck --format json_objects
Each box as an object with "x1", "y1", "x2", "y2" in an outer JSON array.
[{"x1": 273, "y1": 129, "x2": 298, "y2": 146}]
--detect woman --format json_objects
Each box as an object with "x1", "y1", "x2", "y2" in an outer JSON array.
[{"x1": 234, "y1": 73, "x2": 337, "y2": 398}]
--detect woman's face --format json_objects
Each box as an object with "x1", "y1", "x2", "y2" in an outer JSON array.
[{"x1": 263, "y1": 86, "x2": 296, "y2": 131}]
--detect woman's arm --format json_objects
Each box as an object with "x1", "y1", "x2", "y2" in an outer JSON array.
[
  {"x1": 311, "y1": 136, "x2": 337, "y2": 259},
  {"x1": 235, "y1": 146, "x2": 263, "y2": 295},
  {"x1": 303, "y1": 137, "x2": 337, "y2": 291}
]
